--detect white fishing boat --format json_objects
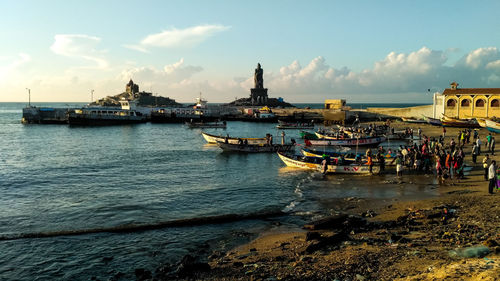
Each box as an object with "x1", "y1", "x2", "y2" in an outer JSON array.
[
  {"x1": 201, "y1": 132, "x2": 268, "y2": 145},
  {"x1": 217, "y1": 141, "x2": 294, "y2": 153},
  {"x1": 485, "y1": 119, "x2": 500, "y2": 133},
  {"x1": 304, "y1": 136, "x2": 386, "y2": 147},
  {"x1": 277, "y1": 152, "x2": 378, "y2": 174}
]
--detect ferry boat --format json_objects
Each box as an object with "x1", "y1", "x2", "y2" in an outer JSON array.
[{"x1": 67, "y1": 99, "x2": 147, "y2": 126}]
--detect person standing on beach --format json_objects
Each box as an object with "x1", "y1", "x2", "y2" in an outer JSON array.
[
  {"x1": 483, "y1": 154, "x2": 490, "y2": 181},
  {"x1": 487, "y1": 133, "x2": 492, "y2": 152},
  {"x1": 472, "y1": 143, "x2": 479, "y2": 163},
  {"x1": 488, "y1": 160, "x2": 497, "y2": 194},
  {"x1": 366, "y1": 154, "x2": 373, "y2": 174},
  {"x1": 442, "y1": 127, "x2": 446, "y2": 139},
  {"x1": 321, "y1": 155, "x2": 328, "y2": 175},
  {"x1": 395, "y1": 156, "x2": 403, "y2": 177},
  {"x1": 490, "y1": 136, "x2": 495, "y2": 155},
  {"x1": 477, "y1": 137, "x2": 482, "y2": 155}
]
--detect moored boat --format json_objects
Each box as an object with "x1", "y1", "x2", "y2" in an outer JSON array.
[
  {"x1": 277, "y1": 152, "x2": 378, "y2": 174},
  {"x1": 304, "y1": 136, "x2": 386, "y2": 147},
  {"x1": 187, "y1": 121, "x2": 226, "y2": 128},
  {"x1": 67, "y1": 99, "x2": 147, "y2": 126},
  {"x1": 301, "y1": 148, "x2": 396, "y2": 164},
  {"x1": 441, "y1": 115, "x2": 480, "y2": 128},
  {"x1": 401, "y1": 117, "x2": 426, "y2": 124},
  {"x1": 422, "y1": 116, "x2": 442, "y2": 126},
  {"x1": 485, "y1": 119, "x2": 500, "y2": 133},
  {"x1": 276, "y1": 121, "x2": 314, "y2": 129},
  {"x1": 201, "y1": 132, "x2": 268, "y2": 145},
  {"x1": 299, "y1": 130, "x2": 318, "y2": 139},
  {"x1": 216, "y1": 141, "x2": 294, "y2": 153}
]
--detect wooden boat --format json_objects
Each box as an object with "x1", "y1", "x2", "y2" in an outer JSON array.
[
  {"x1": 201, "y1": 132, "x2": 268, "y2": 145},
  {"x1": 276, "y1": 121, "x2": 314, "y2": 129},
  {"x1": 422, "y1": 116, "x2": 442, "y2": 126},
  {"x1": 304, "y1": 136, "x2": 386, "y2": 147},
  {"x1": 401, "y1": 117, "x2": 426, "y2": 124},
  {"x1": 186, "y1": 121, "x2": 226, "y2": 128},
  {"x1": 476, "y1": 118, "x2": 487, "y2": 128},
  {"x1": 441, "y1": 115, "x2": 480, "y2": 128},
  {"x1": 485, "y1": 119, "x2": 500, "y2": 133},
  {"x1": 216, "y1": 141, "x2": 294, "y2": 153},
  {"x1": 314, "y1": 131, "x2": 352, "y2": 140},
  {"x1": 299, "y1": 130, "x2": 318, "y2": 139},
  {"x1": 277, "y1": 152, "x2": 379, "y2": 174},
  {"x1": 301, "y1": 148, "x2": 396, "y2": 165}
]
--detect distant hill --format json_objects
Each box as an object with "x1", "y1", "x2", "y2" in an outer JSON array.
[{"x1": 91, "y1": 91, "x2": 183, "y2": 107}]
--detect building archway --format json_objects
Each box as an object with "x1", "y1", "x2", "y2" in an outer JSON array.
[
  {"x1": 491, "y1": 99, "x2": 499, "y2": 107},
  {"x1": 461, "y1": 99, "x2": 470, "y2": 107},
  {"x1": 446, "y1": 99, "x2": 456, "y2": 108},
  {"x1": 475, "y1": 99, "x2": 485, "y2": 107}
]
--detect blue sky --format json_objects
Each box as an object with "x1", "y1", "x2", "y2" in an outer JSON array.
[{"x1": 1, "y1": 0, "x2": 500, "y2": 103}]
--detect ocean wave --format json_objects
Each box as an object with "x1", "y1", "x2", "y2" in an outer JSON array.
[{"x1": 0, "y1": 209, "x2": 285, "y2": 241}]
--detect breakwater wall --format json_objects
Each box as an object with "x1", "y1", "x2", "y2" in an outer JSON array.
[{"x1": 364, "y1": 105, "x2": 433, "y2": 119}]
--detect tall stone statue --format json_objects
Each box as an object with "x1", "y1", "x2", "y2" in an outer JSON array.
[{"x1": 254, "y1": 63, "x2": 264, "y2": 89}]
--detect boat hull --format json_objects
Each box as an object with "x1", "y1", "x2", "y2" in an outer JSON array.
[
  {"x1": 201, "y1": 132, "x2": 268, "y2": 145},
  {"x1": 441, "y1": 115, "x2": 480, "y2": 128},
  {"x1": 277, "y1": 152, "x2": 378, "y2": 174},
  {"x1": 305, "y1": 137, "x2": 386, "y2": 147},
  {"x1": 485, "y1": 119, "x2": 500, "y2": 133},
  {"x1": 217, "y1": 142, "x2": 294, "y2": 153}
]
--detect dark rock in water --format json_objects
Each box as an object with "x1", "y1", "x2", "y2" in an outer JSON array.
[
  {"x1": 175, "y1": 255, "x2": 211, "y2": 277},
  {"x1": 134, "y1": 268, "x2": 152, "y2": 281}
]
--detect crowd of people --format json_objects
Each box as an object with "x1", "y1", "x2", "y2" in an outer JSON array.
[{"x1": 368, "y1": 126, "x2": 499, "y2": 194}]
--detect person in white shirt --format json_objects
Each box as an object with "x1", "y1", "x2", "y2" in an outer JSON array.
[{"x1": 488, "y1": 160, "x2": 497, "y2": 194}]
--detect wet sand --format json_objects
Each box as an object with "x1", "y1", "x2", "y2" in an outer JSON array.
[{"x1": 158, "y1": 122, "x2": 500, "y2": 280}]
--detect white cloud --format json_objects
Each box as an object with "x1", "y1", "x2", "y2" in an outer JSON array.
[
  {"x1": 50, "y1": 34, "x2": 109, "y2": 69},
  {"x1": 123, "y1": 25, "x2": 230, "y2": 53},
  {"x1": 119, "y1": 58, "x2": 203, "y2": 85},
  {"x1": 461, "y1": 47, "x2": 499, "y2": 69},
  {"x1": 122, "y1": 44, "x2": 149, "y2": 53}
]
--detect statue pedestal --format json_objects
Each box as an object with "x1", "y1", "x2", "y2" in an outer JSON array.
[{"x1": 250, "y1": 88, "x2": 268, "y2": 105}]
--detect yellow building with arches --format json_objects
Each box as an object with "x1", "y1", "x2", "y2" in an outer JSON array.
[{"x1": 433, "y1": 82, "x2": 500, "y2": 119}]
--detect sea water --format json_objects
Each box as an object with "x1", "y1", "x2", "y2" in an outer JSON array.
[{"x1": 0, "y1": 102, "x2": 438, "y2": 280}]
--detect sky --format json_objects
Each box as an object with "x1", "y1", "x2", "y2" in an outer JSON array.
[{"x1": 1, "y1": 0, "x2": 500, "y2": 104}]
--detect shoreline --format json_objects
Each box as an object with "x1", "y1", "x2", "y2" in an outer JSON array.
[{"x1": 154, "y1": 122, "x2": 500, "y2": 280}]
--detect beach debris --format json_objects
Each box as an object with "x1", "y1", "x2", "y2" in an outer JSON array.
[
  {"x1": 361, "y1": 210, "x2": 377, "y2": 218},
  {"x1": 449, "y1": 246, "x2": 491, "y2": 258}
]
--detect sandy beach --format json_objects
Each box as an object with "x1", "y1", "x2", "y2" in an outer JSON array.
[{"x1": 157, "y1": 122, "x2": 500, "y2": 281}]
